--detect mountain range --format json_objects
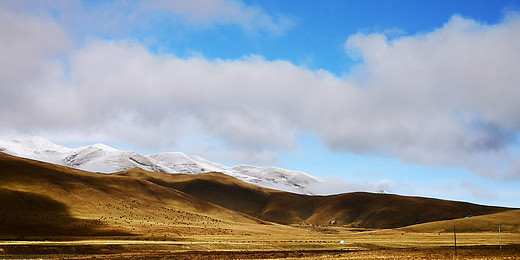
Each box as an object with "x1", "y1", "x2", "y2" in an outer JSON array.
[
  {"x1": 117, "y1": 167, "x2": 514, "y2": 228},
  {"x1": 1, "y1": 152, "x2": 517, "y2": 240},
  {"x1": 0, "y1": 136, "x2": 320, "y2": 194}
]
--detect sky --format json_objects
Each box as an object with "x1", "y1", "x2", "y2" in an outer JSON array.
[{"x1": 1, "y1": 0, "x2": 520, "y2": 207}]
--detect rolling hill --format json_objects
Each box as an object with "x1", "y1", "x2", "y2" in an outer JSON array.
[
  {"x1": 0, "y1": 153, "x2": 273, "y2": 239},
  {"x1": 401, "y1": 209, "x2": 520, "y2": 233},
  {"x1": 0, "y1": 152, "x2": 515, "y2": 240},
  {"x1": 116, "y1": 168, "x2": 513, "y2": 228}
]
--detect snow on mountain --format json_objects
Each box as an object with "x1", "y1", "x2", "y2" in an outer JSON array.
[
  {"x1": 63, "y1": 145, "x2": 173, "y2": 174},
  {"x1": 0, "y1": 136, "x2": 70, "y2": 165},
  {"x1": 187, "y1": 156, "x2": 267, "y2": 184},
  {"x1": 148, "y1": 152, "x2": 207, "y2": 174},
  {"x1": 0, "y1": 137, "x2": 322, "y2": 194},
  {"x1": 232, "y1": 165, "x2": 322, "y2": 194},
  {"x1": 148, "y1": 153, "x2": 265, "y2": 184}
]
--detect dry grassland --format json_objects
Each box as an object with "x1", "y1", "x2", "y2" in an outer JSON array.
[{"x1": 1, "y1": 229, "x2": 519, "y2": 259}]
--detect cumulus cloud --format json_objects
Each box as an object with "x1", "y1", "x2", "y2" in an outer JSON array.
[
  {"x1": 340, "y1": 14, "x2": 520, "y2": 178},
  {"x1": 0, "y1": 6, "x2": 72, "y2": 128},
  {"x1": 65, "y1": 40, "x2": 320, "y2": 149},
  {"x1": 506, "y1": 157, "x2": 520, "y2": 179},
  {"x1": 1, "y1": 4, "x2": 520, "y2": 179},
  {"x1": 147, "y1": 0, "x2": 294, "y2": 34},
  {"x1": 0, "y1": 0, "x2": 294, "y2": 38}
]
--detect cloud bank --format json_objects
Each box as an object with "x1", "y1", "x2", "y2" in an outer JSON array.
[{"x1": 1, "y1": 4, "x2": 520, "y2": 179}]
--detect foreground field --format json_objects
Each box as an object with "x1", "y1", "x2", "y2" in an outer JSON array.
[
  {"x1": 2, "y1": 246, "x2": 520, "y2": 259},
  {"x1": 1, "y1": 229, "x2": 519, "y2": 259}
]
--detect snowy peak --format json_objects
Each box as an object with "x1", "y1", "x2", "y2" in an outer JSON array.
[
  {"x1": 0, "y1": 136, "x2": 70, "y2": 165},
  {"x1": 90, "y1": 143, "x2": 118, "y2": 152},
  {"x1": 0, "y1": 136, "x2": 321, "y2": 194},
  {"x1": 149, "y1": 152, "x2": 202, "y2": 174},
  {"x1": 14, "y1": 136, "x2": 63, "y2": 149},
  {"x1": 62, "y1": 146, "x2": 173, "y2": 174},
  {"x1": 148, "y1": 153, "x2": 265, "y2": 184},
  {"x1": 4, "y1": 136, "x2": 69, "y2": 155},
  {"x1": 232, "y1": 165, "x2": 321, "y2": 192}
]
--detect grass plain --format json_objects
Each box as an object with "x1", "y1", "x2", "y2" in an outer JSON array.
[{"x1": 0, "y1": 153, "x2": 519, "y2": 259}]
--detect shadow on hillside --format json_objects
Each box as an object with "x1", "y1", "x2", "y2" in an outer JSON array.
[{"x1": 0, "y1": 188, "x2": 131, "y2": 239}]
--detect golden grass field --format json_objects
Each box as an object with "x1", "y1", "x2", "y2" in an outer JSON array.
[
  {"x1": 1, "y1": 153, "x2": 519, "y2": 259},
  {"x1": 1, "y1": 229, "x2": 519, "y2": 259}
]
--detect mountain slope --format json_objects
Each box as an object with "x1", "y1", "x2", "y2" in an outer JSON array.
[
  {"x1": 0, "y1": 153, "x2": 275, "y2": 238},
  {"x1": 1, "y1": 152, "x2": 515, "y2": 234},
  {"x1": 401, "y1": 209, "x2": 520, "y2": 233},
  {"x1": 116, "y1": 168, "x2": 514, "y2": 229},
  {"x1": 0, "y1": 188, "x2": 130, "y2": 237},
  {"x1": 0, "y1": 137, "x2": 321, "y2": 194}
]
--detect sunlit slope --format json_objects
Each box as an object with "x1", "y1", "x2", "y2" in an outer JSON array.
[
  {"x1": 401, "y1": 209, "x2": 520, "y2": 233},
  {"x1": 0, "y1": 153, "x2": 277, "y2": 238},
  {"x1": 306, "y1": 192, "x2": 512, "y2": 228},
  {"x1": 118, "y1": 168, "x2": 512, "y2": 228}
]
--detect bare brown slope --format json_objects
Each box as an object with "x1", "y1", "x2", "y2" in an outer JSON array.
[
  {"x1": 401, "y1": 209, "x2": 520, "y2": 233},
  {"x1": 2, "y1": 152, "x2": 513, "y2": 233},
  {"x1": 0, "y1": 153, "x2": 266, "y2": 238},
  {"x1": 117, "y1": 169, "x2": 323, "y2": 224},
  {"x1": 306, "y1": 192, "x2": 511, "y2": 228},
  {"x1": 119, "y1": 169, "x2": 513, "y2": 228},
  {"x1": 117, "y1": 169, "x2": 272, "y2": 217}
]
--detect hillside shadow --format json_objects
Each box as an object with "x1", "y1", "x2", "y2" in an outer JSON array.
[
  {"x1": 0, "y1": 188, "x2": 131, "y2": 238},
  {"x1": 147, "y1": 177, "x2": 270, "y2": 217}
]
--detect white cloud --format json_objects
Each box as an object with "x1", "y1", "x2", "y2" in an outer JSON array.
[
  {"x1": 0, "y1": 6, "x2": 72, "y2": 128},
  {"x1": 1, "y1": 4, "x2": 520, "y2": 180},
  {"x1": 64, "y1": 40, "x2": 319, "y2": 152},
  {"x1": 506, "y1": 157, "x2": 520, "y2": 179},
  {"x1": 0, "y1": 0, "x2": 293, "y2": 39},
  {"x1": 146, "y1": 0, "x2": 294, "y2": 34},
  {"x1": 340, "y1": 14, "x2": 520, "y2": 178}
]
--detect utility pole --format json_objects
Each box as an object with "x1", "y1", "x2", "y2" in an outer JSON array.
[
  {"x1": 499, "y1": 223, "x2": 502, "y2": 249},
  {"x1": 453, "y1": 226, "x2": 457, "y2": 256}
]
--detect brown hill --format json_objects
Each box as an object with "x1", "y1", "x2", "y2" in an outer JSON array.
[
  {"x1": 116, "y1": 168, "x2": 513, "y2": 229},
  {"x1": 0, "y1": 153, "x2": 272, "y2": 239},
  {"x1": 401, "y1": 209, "x2": 520, "y2": 233},
  {"x1": 1, "y1": 152, "x2": 514, "y2": 240}
]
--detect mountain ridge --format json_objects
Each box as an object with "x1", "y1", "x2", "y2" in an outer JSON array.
[
  {"x1": 0, "y1": 136, "x2": 320, "y2": 194},
  {"x1": 116, "y1": 167, "x2": 514, "y2": 228},
  {"x1": 1, "y1": 152, "x2": 514, "y2": 234}
]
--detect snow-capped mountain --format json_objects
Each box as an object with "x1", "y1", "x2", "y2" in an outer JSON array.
[
  {"x1": 231, "y1": 165, "x2": 320, "y2": 191},
  {"x1": 0, "y1": 137, "x2": 321, "y2": 194},
  {"x1": 0, "y1": 136, "x2": 70, "y2": 165}
]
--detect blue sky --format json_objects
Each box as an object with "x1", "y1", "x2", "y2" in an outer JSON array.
[
  {"x1": 1, "y1": 0, "x2": 520, "y2": 207},
  {"x1": 129, "y1": 0, "x2": 518, "y2": 74}
]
